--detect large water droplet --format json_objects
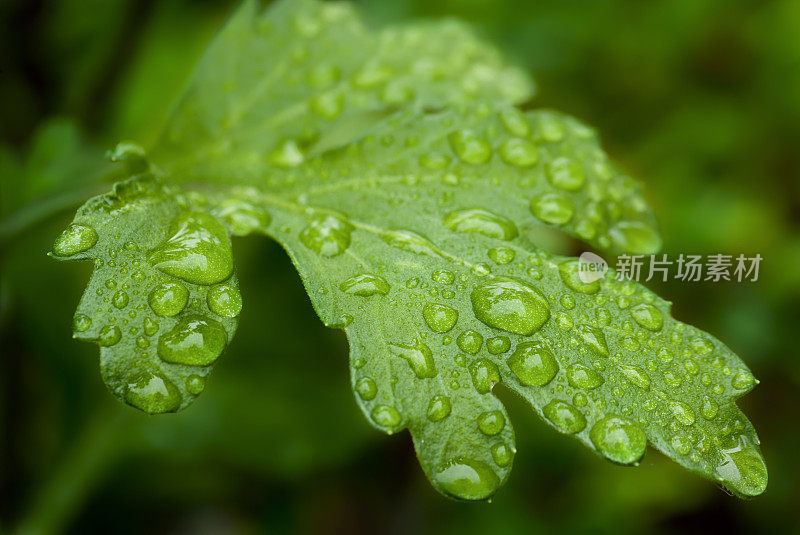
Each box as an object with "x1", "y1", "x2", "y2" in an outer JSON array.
[
  {"x1": 477, "y1": 410, "x2": 506, "y2": 435},
  {"x1": 507, "y1": 342, "x2": 558, "y2": 386},
  {"x1": 423, "y1": 303, "x2": 458, "y2": 333},
  {"x1": 498, "y1": 138, "x2": 539, "y2": 167},
  {"x1": 427, "y1": 395, "x2": 452, "y2": 421},
  {"x1": 457, "y1": 330, "x2": 483, "y2": 354},
  {"x1": 157, "y1": 315, "x2": 227, "y2": 366},
  {"x1": 543, "y1": 400, "x2": 586, "y2": 433},
  {"x1": 443, "y1": 208, "x2": 519, "y2": 241},
  {"x1": 558, "y1": 259, "x2": 600, "y2": 294},
  {"x1": 608, "y1": 221, "x2": 662, "y2": 254},
  {"x1": 382, "y1": 229, "x2": 441, "y2": 256},
  {"x1": 630, "y1": 303, "x2": 663, "y2": 331},
  {"x1": 469, "y1": 358, "x2": 500, "y2": 394},
  {"x1": 207, "y1": 283, "x2": 242, "y2": 317},
  {"x1": 340, "y1": 273, "x2": 390, "y2": 296},
  {"x1": 148, "y1": 282, "x2": 189, "y2": 317},
  {"x1": 148, "y1": 212, "x2": 233, "y2": 285},
  {"x1": 590, "y1": 415, "x2": 647, "y2": 465},
  {"x1": 566, "y1": 363, "x2": 604, "y2": 389},
  {"x1": 124, "y1": 371, "x2": 181, "y2": 413},
  {"x1": 53, "y1": 223, "x2": 98, "y2": 256},
  {"x1": 390, "y1": 341, "x2": 437, "y2": 378},
  {"x1": 448, "y1": 130, "x2": 492, "y2": 165},
  {"x1": 714, "y1": 432, "x2": 768, "y2": 497},
  {"x1": 471, "y1": 277, "x2": 550, "y2": 335},
  {"x1": 435, "y1": 457, "x2": 500, "y2": 501},
  {"x1": 530, "y1": 193, "x2": 574, "y2": 225},
  {"x1": 299, "y1": 213, "x2": 353, "y2": 257},
  {"x1": 546, "y1": 157, "x2": 585, "y2": 191}
]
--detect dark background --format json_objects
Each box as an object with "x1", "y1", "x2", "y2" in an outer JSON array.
[{"x1": 1, "y1": 0, "x2": 799, "y2": 533}]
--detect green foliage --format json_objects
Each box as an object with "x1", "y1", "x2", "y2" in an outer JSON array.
[{"x1": 51, "y1": 0, "x2": 766, "y2": 501}]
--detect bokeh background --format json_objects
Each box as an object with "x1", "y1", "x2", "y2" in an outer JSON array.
[{"x1": 1, "y1": 0, "x2": 799, "y2": 533}]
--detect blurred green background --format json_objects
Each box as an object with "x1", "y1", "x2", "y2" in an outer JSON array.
[{"x1": 1, "y1": 0, "x2": 799, "y2": 533}]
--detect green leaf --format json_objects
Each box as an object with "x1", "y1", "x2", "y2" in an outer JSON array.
[{"x1": 53, "y1": 0, "x2": 766, "y2": 500}]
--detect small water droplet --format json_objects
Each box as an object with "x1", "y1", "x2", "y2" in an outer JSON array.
[
  {"x1": 112, "y1": 290, "x2": 129, "y2": 309},
  {"x1": 498, "y1": 138, "x2": 539, "y2": 167},
  {"x1": 148, "y1": 282, "x2": 189, "y2": 317},
  {"x1": 507, "y1": 341, "x2": 559, "y2": 386},
  {"x1": 488, "y1": 247, "x2": 516, "y2": 265},
  {"x1": 630, "y1": 303, "x2": 663, "y2": 331},
  {"x1": 427, "y1": 395, "x2": 452, "y2": 421},
  {"x1": 97, "y1": 325, "x2": 121, "y2": 346},
  {"x1": 186, "y1": 374, "x2": 206, "y2": 395},
  {"x1": 468, "y1": 358, "x2": 500, "y2": 394},
  {"x1": 390, "y1": 341, "x2": 437, "y2": 378},
  {"x1": 558, "y1": 259, "x2": 601, "y2": 294},
  {"x1": 546, "y1": 157, "x2": 585, "y2": 191},
  {"x1": 566, "y1": 363, "x2": 604, "y2": 389},
  {"x1": 477, "y1": 410, "x2": 506, "y2": 435},
  {"x1": 371, "y1": 404, "x2": 402, "y2": 429},
  {"x1": 457, "y1": 330, "x2": 483, "y2": 354},
  {"x1": 207, "y1": 284, "x2": 242, "y2": 317},
  {"x1": 701, "y1": 396, "x2": 719, "y2": 420},
  {"x1": 576, "y1": 324, "x2": 609, "y2": 357},
  {"x1": 340, "y1": 273, "x2": 390, "y2": 296},
  {"x1": 423, "y1": 303, "x2": 459, "y2": 333},
  {"x1": 486, "y1": 336, "x2": 511, "y2": 355},
  {"x1": 73, "y1": 314, "x2": 92, "y2": 333},
  {"x1": 530, "y1": 193, "x2": 574, "y2": 225},
  {"x1": 355, "y1": 377, "x2": 378, "y2": 400},
  {"x1": 670, "y1": 400, "x2": 696, "y2": 425},
  {"x1": 448, "y1": 130, "x2": 492, "y2": 165},
  {"x1": 382, "y1": 229, "x2": 441, "y2": 256},
  {"x1": 53, "y1": 223, "x2": 98, "y2": 256},
  {"x1": 543, "y1": 400, "x2": 587, "y2": 433},
  {"x1": 619, "y1": 364, "x2": 651, "y2": 389},
  {"x1": 608, "y1": 221, "x2": 661, "y2": 254},
  {"x1": 299, "y1": 213, "x2": 353, "y2": 257}
]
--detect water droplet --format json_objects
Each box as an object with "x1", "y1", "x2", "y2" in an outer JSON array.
[
  {"x1": 431, "y1": 269, "x2": 455, "y2": 284},
  {"x1": 419, "y1": 152, "x2": 451, "y2": 170},
  {"x1": 558, "y1": 259, "x2": 600, "y2": 294},
  {"x1": 125, "y1": 371, "x2": 181, "y2": 413},
  {"x1": 448, "y1": 130, "x2": 492, "y2": 165},
  {"x1": 144, "y1": 317, "x2": 159, "y2": 336},
  {"x1": 630, "y1": 303, "x2": 663, "y2": 331},
  {"x1": 732, "y1": 369, "x2": 755, "y2": 391},
  {"x1": 73, "y1": 314, "x2": 92, "y2": 332},
  {"x1": 457, "y1": 330, "x2": 483, "y2": 354},
  {"x1": 477, "y1": 410, "x2": 506, "y2": 435},
  {"x1": 499, "y1": 138, "x2": 539, "y2": 167},
  {"x1": 309, "y1": 90, "x2": 344, "y2": 119},
  {"x1": 566, "y1": 363, "x2": 604, "y2": 389},
  {"x1": 53, "y1": 223, "x2": 98, "y2": 256},
  {"x1": 435, "y1": 457, "x2": 500, "y2": 501},
  {"x1": 299, "y1": 213, "x2": 353, "y2": 257},
  {"x1": 499, "y1": 109, "x2": 531, "y2": 137},
  {"x1": 186, "y1": 374, "x2": 206, "y2": 395},
  {"x1": 469, "y1": 358, "x2": 500, "y2": 394},
  {"x1": 148, "y1": 212, "x2": 233, "y2": 285},
  {"x1": 491, "y1": 442, "x2": 514, "y2": 467},
  {"x1": 576, "y1": 324, "x2": 609, "y2": 357},
  {"x1": 267, "y1": 139, "x2": 304, "y2": 167},
  {"x1": 613, "y1": 365, "x2": 648, "y2": 391},
  {"x1": 390, "y1": 341, "x2": 437, "y2": 378},
  {"x1": 443, "y1": 208, "x2": 519, "y2": 241},
  {"x1": 590, "y1": 415, "x2": 647, "y2": 465},
  {"x1": 488, "y1": 247, "x2": 515, "y2": 265},
  {"x1": 382, "y1": 229, "x2": 441, "y2": 256},
  {"x1": 423, "y1": 303, "x2": 459, "y2": 333},
  {"x1": 714, "y1": 432, "x2": 768, "y2": 497},
  {"x1": 355, "y1": 377, "x2": 377, "y2": 400},
  {"x1": 207, "y1": 284, "x2": 242, "y2": 317},
  {"x1": 543, "y1": 400, "x2": 587, "y2": 433},
  {"x1": 670, "y1": 400, "x2": 696, "y2": 425},
  {"x1": 471, "y1": 277, "x2": 550, "y2": 335},
  {"x1": 427, "y1": 395, "x2": 452, "y2": 421},
  {"x1": 701, "y1": 396, "x2": 719, "y2": 420},
  {"x1": 97, "y1": 325, "x2": 121, "y2": 346},
  {"x1": 112, "y1": 290, "x2": 129, "y2": 309},
  {"x1": 486, "y1": 336, "x2": 511, "y2": 355},
  {"x1": 546, "y1": 157, "x2": 585, "y2": 191},
  {"x1": 214, "y1": 200, "x2": 271, "y2": 235},
  {"x1": 530, "y1": 193, "x2": 574, "y2": 225},
  {"x1": 371, "y1": 405, "x2": 402, "y2": 429},
  {"x1": 148, "y1": 282, "x2": 189, "y2": 317},
  {"x1": 507, "y1": 341, "x2": 559, "y2": 386},
  {"x1": 157, "y1": 315, "x2": 227, "y2": 366},
  {"x1": 339, "y1": 273, "x2": 390, "y2": 297},
  {"x1": 608, "y1": 221, "x2": 661, "y2": 254}
]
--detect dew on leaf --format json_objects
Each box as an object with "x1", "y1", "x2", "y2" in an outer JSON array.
[
  {"x1": 477, "y1": 410, "x2": 506, "y2": 435},
  {"x1": 98, "y1": 325, "x2": 122, "y2": 347},
  {"x1": 157, "y1": 315, "x2": 227, "y2": 366},
  {"x1": 340, "y1": 273, "x2": 390, "y2": 296},
  {"x1": 608, "y1": 221, "x2": 662, "y2": 254},
  {"x1": 619, "y1": 364, "x2": 651, "y2": 389},
  {"x1": 498, "y1": 138, "x2": 539, "y2": 167},
  {"x1": 630, "y1": 303, "x2": 663, "y2": 331},
  {"x1": 148, "y1": 212, "x2": 233, "y2": 285},
  {"x1": 53, "y1": 223, "x2": 99, "y2": 256},
  {"x1": 670, "y1": 400, "x2": 696, "y2": 425},
  {"x1": 186, "y1": 374, "x2": 206, "y2": 395},
  {"x1": 390, "y1": 341, "x2": 437, "y2": 378},
  {"x1": 576, "y1": 324, "x2": 610, "y2": 357},
  {"x1": 546, "y1": 157, "x2": 585, "y2": 191},
  {"x1": 112, "y1": 290, "x2": 129, "y2": 309},
  {"x1": 566, "y1": 363, "x2": 604, "y2": 389},
  {"x1": 530, "y1": 193, "x2": 574, "y2": 225},
  {"x1": 507, "y1": 341, "x2": 559, "y2": 386},
  {"x1": 590, "y1": 415, "x2": 647, "y2": 465},
  {"x1": 299, "y1": 213, "x2": 353, "y2": 257},
  {"x1": 448, "y1": 130, "x2": 492, "y2": 165},
  {"x1": 382, "y1": 229, "x2": 441, "y2": 256},
  {"x1": 214, "y1": 199, "x2": 271, "y2": 235},
  {"x1": 486, "y1": 336, "x2": 511, "y2": 355},
  {"x1": 427, "y1": 395, "x2": 452, "y2": 421},
  {"x1": 371, "y1": 405, "x2": 402, "y2": 429},
  {"x1": 490, "y1": 442, "x2": 514, "y2": 467},
  {"x1": 423, "y1": 303, "x2": 459, "y2": 333},
  {"x1": 143, "y1": 317, "x2": 159, "y2": 336},
  {"x1": 543, "y1": 400, "x2": 587, "y2": 433},
  {"x1": 207, "y1": 284, "x2": 243, "y2": 317},
  {"x1": 73, "y1": 314, "x2": 92, "y2": 333},
  {"x1": 148, "y1": 282, "x2": 189, "y2": 317},
  {"x1": 558, "y1": 259, "x2": 601, "y2": 294},
  {"x1": 732, "y1": 370, "x2": 756, "y2": 391},
  {"x1": 267, "y1": 139, "x2": 304, "y2": 167},
  {"x1": 470, "y1": 277, "x2": 550, "y2": 335},
  {"x1": 488, "y1": 247, "x2": 516, "y2": 265},
  {"x1": 124, "y1": 371, "x2": 181, "y2": 413},
  {"x1": 713, "y1": 432, "x2": 768, "y2": 497},
  {"x1": 457, "y1": 329, "x2": 483, "y2": 354},
  {"x1": 468, "y1": 358, "x2": 500, "y2": 394},
  {"x1": 355, "y1": 377, "x2": 378, "y2": 400},
  {"x1": 435, "y1": 457, "x2": 500, "y2": 501},
  {"x1": 309, "y1": 90, "x2": 344, "y2": 119},
  {"x1": 431, "y1": 269, "x2": 455, "y2": 284},
  {"x1": 443, "y1": 208, "x2": 519, "y2": 241},
  {"x1": 499, "y1": 109, "x2": 530, "y2": 137}
]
